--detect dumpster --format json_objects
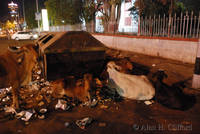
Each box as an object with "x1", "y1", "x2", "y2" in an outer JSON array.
[{"x1": 36, "y1": 31, "x2": 107, "y2": 80}]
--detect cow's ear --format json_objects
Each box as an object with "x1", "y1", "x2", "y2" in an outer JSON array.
[{"x1": 17, "y1": 53, "x2": 24, "y2": 64}]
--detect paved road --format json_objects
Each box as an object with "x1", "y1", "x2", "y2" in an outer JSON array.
[{"x1": 0, "y1": 38, "x2": 34, "y2": 54}]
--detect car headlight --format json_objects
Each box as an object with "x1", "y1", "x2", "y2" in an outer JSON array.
[{"x1": 33, "y1": 34, "x2": 38, "y2": 39}]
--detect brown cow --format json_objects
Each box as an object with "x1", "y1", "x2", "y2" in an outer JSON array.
[
  {"x1": 51, "y1": 74, "x2": 95, "y2": 102},
  {"x1": 0, "y1": 44, "x2": 38, "y2": 109}
]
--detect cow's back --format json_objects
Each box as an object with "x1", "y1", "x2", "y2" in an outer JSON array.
[{"x1": 0, "y1": 52, "x2": 19, "y2": 88}]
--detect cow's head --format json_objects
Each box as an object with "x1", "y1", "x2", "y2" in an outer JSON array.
[{"x1": 8, "y1": 44, "x2": 39, "y2": 85}]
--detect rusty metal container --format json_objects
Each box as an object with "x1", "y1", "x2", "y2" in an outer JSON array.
[{"x1": 36, "y1": 31, "x2": 107, "y2": 80}]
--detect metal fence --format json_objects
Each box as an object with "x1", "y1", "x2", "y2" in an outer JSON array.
[
  {"x1": 138, "y1": 11, "x2": 200, "y2": 38},
  {"x1": 34, "y1": 11, "x2": 200, "y2": 39}
]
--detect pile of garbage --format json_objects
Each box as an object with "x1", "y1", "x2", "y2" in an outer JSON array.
[
  {"x1": 0, "y1": 57, "x2": 156, "y2": 128},
  {"x1": 0, "y1": 62, "x2": 121, "y2": 123}
]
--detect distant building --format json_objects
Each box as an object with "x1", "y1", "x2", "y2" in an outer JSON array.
[
  {"x1": 8, "y1": 1, "x2": 18, "y2": 18},
  {"x1": 118, "y1": 0, "x2": 138, "y2": 33},
  {"x1": 95, "y1": 0, "x2": 138, "y2": 33}
]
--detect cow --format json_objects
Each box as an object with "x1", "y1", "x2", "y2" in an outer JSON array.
[
  {"x1": 0, "y1": 44, "x2": 39, "y2": 109},
  {"x1": 51, "y1": 74, "x2": 95, "y2": 102}
]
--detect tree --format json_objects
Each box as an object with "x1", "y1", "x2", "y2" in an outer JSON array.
[
  {"x1": 97, "y1": 0, "x2": 123, "y2": 33},
  {"x1": 81, "y1": 0, "x2": 97, "y2": 32},
  {"x1": 24, "y1": 0, "x2": 46, "y2": 29},
  {"x1": 45, "y1": 0, "x2": 83, "y2": 25},
  {"x1": 181, "y1": 0, "x2": 200, "y2": 16},
  {"x1": 131, "y1": 0, "x2": 184, "y2": 17}
]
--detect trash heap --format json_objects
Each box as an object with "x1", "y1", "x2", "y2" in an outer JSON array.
[
  {"x1": 0, "y1": 62, "x2": 121, "y2": 124},
  {"x1": 0, "y1": 55, "x2": 155, "y2": 129}
]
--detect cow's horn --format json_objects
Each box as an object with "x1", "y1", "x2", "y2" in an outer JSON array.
[{"x1": 8, "y1": 46, "x2": 21, "y2": 52}]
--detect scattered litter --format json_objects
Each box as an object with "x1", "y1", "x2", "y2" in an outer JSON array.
[
  {"x1": 16, "y1": 110, "x2": 35, "y2": 122},
  {"x1": 37, "y1": 70, "x2": 41, "y2": 75},
  {"x1": 64, "y1": 122, "x2": 70, "y2": 127},
  {"x1": 25, "y1": 122, "x2": 29, "y2": 125},
  {"x1": 82, "y1": 99, "x2": 98, "y2": 107},
  {"x1": 55, "y1": 99, "x2": 69, "y2": 110},
  {"x1": 99, "y1": 122, "x2": 106, "y2": 127},
  {"x1": 4, "y1": 106, "x2": 16, "y2": 114},
  {"x1": 38, "y1": 115, "x2": 45, "y2": 119},
  {"x1": 144, "y1": 100, "x2": 154, "y2": 105},
  {"x1": 39, "y1": 108, "x2": 47, "y2": 114},
  {"x1": 2, "y1": 96, "x2": 10, "y2": 102},
  {"x1": 95, "y1": 78, "x2": 103, "y2": 87},
  {"x1": 152, "y1": 64, "x2": 156, "y2": 67},
  {"x1": 90, "y1": 99, "x2": 98, "y2": 107},
  {"x1": 38, "y1": 101, "x2": 45, "y2": 107},
  {"x1": 100, "y1": 105, "x2": 108, "y2": 109},
  {"x1": 76, "y1": 117, "x2": 93, "y2": 129}
]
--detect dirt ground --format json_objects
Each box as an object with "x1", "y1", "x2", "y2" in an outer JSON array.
[{"x1": 0, "y1": 40, "x2": 200, "y2": 134}]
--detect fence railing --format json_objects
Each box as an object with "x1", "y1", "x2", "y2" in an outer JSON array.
[
  {"x1": 138, "y1": 11, "x2": 200, "y2": 38},
  {"x1": 33, "y1": 11, "x2": 200, "y2": 39}
]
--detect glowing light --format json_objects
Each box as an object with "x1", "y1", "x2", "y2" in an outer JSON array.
[{"x1": 41, "y1": 9, "x2": 49, "y2": 31}]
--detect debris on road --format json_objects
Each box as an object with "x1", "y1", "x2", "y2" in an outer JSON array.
[
  {"x1": 38, "y1": 115, "x2": 45, "y2": 120},
  {"x1": 39, "y1": 108, "x2": 47, "y2": 114},
  {"x1": 4, "y1": 106, "x2": 16, "y2": 114},
  {"x1": 55, "y1": 99, "x2": 69, "y2": 111},
  {"x1": 76, "y1": 117, "x2": 93, "y2": 129},
  {"x1": 16, "y1": 109, "x2": 35, "y2": 122},
  {"x1": 100, "y1": 105, "x2": 109, "y2": 109},
  {"x1": 144, "y1": 100, "x2": 154, "y2": 105},
  {"x1": 152, "y1": 64, "x2": 156, "y2": 67}
]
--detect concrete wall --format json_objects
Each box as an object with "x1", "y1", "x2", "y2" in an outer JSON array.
[{"x1": 93, "y1": 34, "x2": 199, "y2": 64}]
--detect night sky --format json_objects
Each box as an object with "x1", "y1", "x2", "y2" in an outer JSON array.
[
  {"x1": 0, "y1": 0, "x2": 10, "y2": 21},
  {"x1": 0, "y1": 0, "x2": 46, "y2": 21}
]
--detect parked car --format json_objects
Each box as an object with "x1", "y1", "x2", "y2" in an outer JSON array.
[
  {"x1": 11, "y1": 31, "x2": 39, "y2": 40},
  {"x1": 35, "y1": 31, "x2": 107, "y2": 80}
]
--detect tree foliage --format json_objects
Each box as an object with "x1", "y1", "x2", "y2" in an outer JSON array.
[
  {"x1": 5, "y1": 20, "x2": 15, "y2": 30},
  {"x1": 45, "y1": 0, "x2": 83, "y2": 25},
  {"x1": 23, "y1": 0, "x2": 46, "y2": 29},
  {"x1": 25, "y1": 2, "x2": 37, "y2": 29},
  {"x1": 97, "y1": 0, "x2": 123, "y2": 33},
  {"x1": 180, "y1": 0, "x2": 200, "y2": 15},
  {"x1": 130, "y1": 0, "x2": 186, "y2": 17}
]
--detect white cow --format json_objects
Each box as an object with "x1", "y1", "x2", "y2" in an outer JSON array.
[{"x1": 107, "y1": 61, "x2": 155, "y2": 100}]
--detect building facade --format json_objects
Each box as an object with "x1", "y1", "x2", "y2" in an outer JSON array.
[{"x1": 96, "y1": 0, "x2": 138, "y2": 33}]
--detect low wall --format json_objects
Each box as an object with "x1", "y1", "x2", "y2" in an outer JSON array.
[{"x1": 93, "y1": 34, "x2": 199, "y2": 64}]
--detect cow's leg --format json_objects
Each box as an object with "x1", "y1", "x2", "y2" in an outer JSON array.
[{"x1": 12, "y1": 82, "x2": 19, "y2": 109}]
